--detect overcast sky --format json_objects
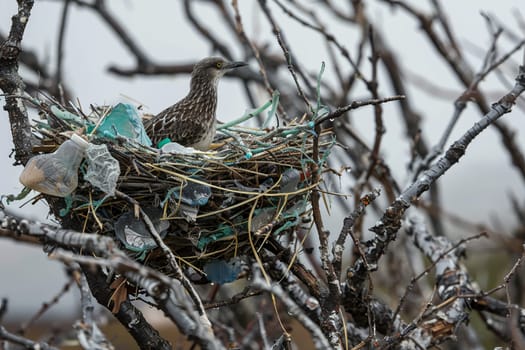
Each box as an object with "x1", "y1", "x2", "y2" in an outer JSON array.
[{"x1": 1, "y1": 1, "x2": 524, "y2": 319}]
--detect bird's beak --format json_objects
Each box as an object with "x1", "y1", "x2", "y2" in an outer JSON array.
[{"x1": 224, "y1": 61, "x2": 248, "y2": 70}]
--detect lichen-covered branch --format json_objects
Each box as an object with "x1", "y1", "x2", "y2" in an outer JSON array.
[{"x1": 0, "y1": 0, "x2": 34, "y2": 165}]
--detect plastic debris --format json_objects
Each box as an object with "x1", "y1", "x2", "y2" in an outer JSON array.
[
  {"x1": 280, "y1": 168, "x2": 302, "y2": 193},
  {"x1": 19, "y1": 92, "x2": 337, "y2": 285},
  {"x1": 19, "y1": 134, "x2": 89, "y2": 197},
  {"x1": 59, "y1": 195, "x2": 74, "y2": 217},
  {"x1": 160, "y1": 141, "x2": 197, "y2": 155},
  {"x1": 220, "y1": 192, "x2": 235, "y2": 209},
  {"x1": 234, "y1": 178, "x2": 274, "y2": 193},
  {"x1": 197, "y1": 224, "x2": 234, "y2": 250},
  {"x1": 203, "y1": 257, "x2": 243, "y2": 284},
  {"x1": 172, "y1": 182, "x2": 212, "y2": 207},
  {"x1": 50, "y1": 105, "x2": 84, "y2": 125},
  {"x1": 114, "y1": 207, "x2": 169, "y2": 259},
  {"x1": 84, "y1": 143, "x2": 120, "y2": 196},
  {"x1": 178, "y1": 203, "x2": 199, "y2": 223},
  {"x1": 250, "y1": 207, "x2": 276, "y2": 232},
  {"x1": 263, "y1": 90, "x2": 280, "y2": 128},
  {"x1": 162, "y1": 183, "x2": 210, "y2": 223},
  {"x1": 273, "y1": 200, "x2": 309, "y2": 236},
  {"x1": 91, "y1": 103, "x2": 152, "y2": 146},
  {"x1": 3, "y1": 187, "x2": 32, "y2": 205}
]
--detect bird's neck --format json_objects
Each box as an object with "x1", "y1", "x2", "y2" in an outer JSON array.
[
  {"x1": 185, "y1": 76, "x2": 219, "y2": 121},
  {"x1": 188, "y1": 74, "x2": 219, "y2": 99}
]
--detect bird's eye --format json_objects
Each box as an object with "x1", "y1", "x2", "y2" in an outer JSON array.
[{"x1": 216, "y1": 61, "x2": 223, "y2": 69}]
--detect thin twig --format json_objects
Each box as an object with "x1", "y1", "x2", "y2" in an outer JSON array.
[
  {"x1": 315, "y1": 95, "x2": 405, "y2": 125},
  {"x1": 0, "y1": 326, "x2": 59, "y2": 350},
  {"x1": 258, "y1": 0, "x2": 313, "y2": 112},
  {"x1": 55, "y1": 0, "x2": 71, "y2": 103}
]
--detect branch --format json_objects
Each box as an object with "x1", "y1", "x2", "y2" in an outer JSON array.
[
  {"x1": 0, "y1": 208, "x2": 199, "y2": 349},
  {"x1": 183, "y1": 0, "x2": 233, "y2": 59},
  {"x1": 314, "y1": 95, "x2": 405, "y2": 126},
  {"x1": 0, "y1": 325, "x2": 59, "y2": 350},
  {"x1": 73, "y1": 264, "x2": 114, "y2": 350},
  {"x1": 382, "y1": 0, "x2": 525, "y2": 183},
  {"x1": 258, "y1": 0, "x2": 314, "y2": 111},
  {"x1": 411, "y1": 29, "x2": 525, "y2": 181},
  {"x1": 403, "y1": 212, "x2": 525, "y2": 345},
  {"x1": 332, "y1": 189, "x2": 381, "y2": 277},
  {"x1": 54, "y1": 0, "x2": 72, "y2": 100},
  {"x1": 80, "y1": 266, "x2": 172, "y2": 350},
  {"x1": 251, "y1": 264, "x2": 332, "y2": 349},
  {"x1": 0, "y1": 0, "x2": 35, "y2": 165},
  {"x1": 70, "y1": 0, "x2": 150, "y2": 66},
  {"x1": 397, "y1": 64, "x2": 525, "y2": 207},
  {"x1": 344, "y1": 60, "x2": 525, "y2": 326}
]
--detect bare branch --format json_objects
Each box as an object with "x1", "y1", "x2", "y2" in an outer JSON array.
[{"x1": 0, "y1": 0, "x2": 35, "y2": 165}]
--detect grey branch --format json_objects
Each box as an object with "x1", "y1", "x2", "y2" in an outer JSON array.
[{"x1": 0, "y1": 0, "x2": 35, "y2": 165}]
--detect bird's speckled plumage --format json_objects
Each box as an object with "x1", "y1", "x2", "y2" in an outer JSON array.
[{"x1": 144, "y1": 57, "x2": 247, "y2": 150}]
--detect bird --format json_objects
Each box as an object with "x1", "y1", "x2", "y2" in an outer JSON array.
[{"x1": 144, "y1": 57, "x2": 247, "y2": 150}]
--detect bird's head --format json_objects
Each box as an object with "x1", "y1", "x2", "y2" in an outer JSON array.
[{"x1": 190, "y1": 57, "x2": 247, "y2": 88}]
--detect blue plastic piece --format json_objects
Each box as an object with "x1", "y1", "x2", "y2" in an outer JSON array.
[{"x1": 203, "y1": 258, "x2": 242, "y2": 284}]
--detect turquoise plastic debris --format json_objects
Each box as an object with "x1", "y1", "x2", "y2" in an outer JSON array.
[
  {"x1": 273, "y1": 200, "x2": 307, "y2": 236},
  {"x1": 315, "y1": 62, "x2": 325, "y2": 113},
  {"x1": 89, "y1": 103, "x2": 152, "y2": 146},
  {"x1": 197, "y1": 224, "x2": 234, "y2": 250},
  {"x1": 2, "y1": 186, "x2": 32, "y2": 205},
  {"x1": 262, "y1": 90, "x2": 280, "y2": 128},
  {"x1": 217, "y1": 98, "x2": 274, "y2": 130},
  {"x1": 59, "y1": 195, "x2": 74, "y2": 217},
  {"x1": 157, "y1": 137, "x2": 171, "y2": 148},
  {"x1": 50, "y1": 105, "x2": 84, "y2": 125},
  {"x1": 203, "y1": 258, "x2": 242, "y2": 284}
]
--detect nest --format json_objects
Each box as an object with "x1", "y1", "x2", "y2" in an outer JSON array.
[{"x1": 24, "y1": 99, "x2": 335, "y2": 282}]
